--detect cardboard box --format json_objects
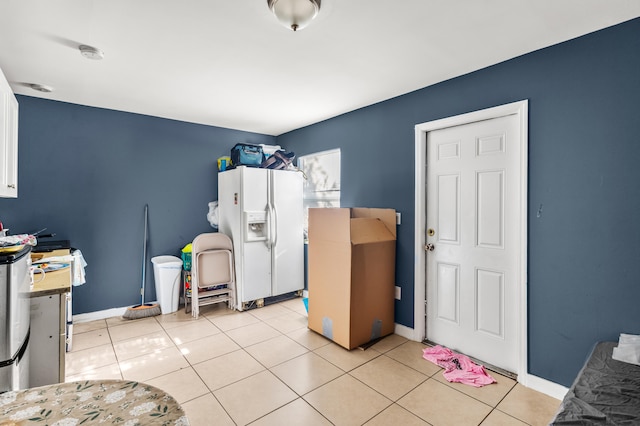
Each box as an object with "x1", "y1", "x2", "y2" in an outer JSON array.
[{"x1": 307, "y1": 208, "x2": 396, "y2": 349}]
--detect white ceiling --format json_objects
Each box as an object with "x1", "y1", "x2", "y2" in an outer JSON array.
[{"x1": 1, "y1": 1, "x2": 638, "y2": 136}]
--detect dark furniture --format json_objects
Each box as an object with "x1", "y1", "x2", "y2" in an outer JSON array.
[{"x1": 551, "y1": 341, "x2": 640, "y2": 425}]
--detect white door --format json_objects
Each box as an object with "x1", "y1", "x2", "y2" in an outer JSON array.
[
  {"x1": 426, "y1": 113, "x2": 521, "y2": 373},
  {"x1": 270, "y1": 170, "x2": 304, "y2": 296}
]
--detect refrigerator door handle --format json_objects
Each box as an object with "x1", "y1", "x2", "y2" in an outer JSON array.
[
  {"x1": 265, "y1": 170, "x2": 273, "y2": 249},
  {"x1": 271, "y1": 205, "x2": 278, "y2": 247},
  {"x1": 265, "y1": 204, "x2": 274, "y2": 249},
  {"x1": 271, "y1": 175, "x2": 278, "y2": 247}
]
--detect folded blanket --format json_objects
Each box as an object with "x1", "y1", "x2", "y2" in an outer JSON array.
[{"x1": 612, "y1": 333, "x2": 640, "y2": 366}]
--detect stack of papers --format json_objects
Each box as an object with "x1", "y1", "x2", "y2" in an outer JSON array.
[
  {"x1": 33, "y1": 255, "x2": 72, "y2": 272},
  {"x1": 612, "y1": 334, "x2": 640, "y2": 366},
  {"x1": 32, "y1": 255, "x2": 73, "y2": 264}
]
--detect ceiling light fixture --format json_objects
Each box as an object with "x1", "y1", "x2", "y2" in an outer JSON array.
[
  {"x1": 267, "y1": 0, "x2": 321, "y2": 32},
  {"x1": 29, "y1": 83, "x2": 53, "y2": 93},
  {"x1": 79, "y1": 44, "x2": 104, "y2": 60}
]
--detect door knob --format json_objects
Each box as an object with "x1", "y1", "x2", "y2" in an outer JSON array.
[{"x1": 424, "y1": 243, "x2": 435, "y2": 251}]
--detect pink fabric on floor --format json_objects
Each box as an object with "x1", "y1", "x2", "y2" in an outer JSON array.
[{"x1": 423, "y1": 345, "x2": 497, "y2": 387}]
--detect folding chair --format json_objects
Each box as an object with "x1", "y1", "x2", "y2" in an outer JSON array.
[{"x1": 191, "y1": 233, "x2": 235, "y2": 318}]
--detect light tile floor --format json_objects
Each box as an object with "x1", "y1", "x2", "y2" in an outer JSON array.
[{"x1": 67, "y1": 298, "x2": 560, "y2": 425}]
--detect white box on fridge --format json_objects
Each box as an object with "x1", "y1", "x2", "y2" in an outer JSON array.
[{"x1": 218, "y1": 166, "x2": 304, "y2": 310}]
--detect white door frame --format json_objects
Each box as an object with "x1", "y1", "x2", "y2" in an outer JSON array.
[{"x1": 413, "y1": 100, "x2": 529, "y2": 383}]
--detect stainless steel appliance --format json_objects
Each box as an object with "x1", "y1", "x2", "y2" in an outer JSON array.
[
  {"x1": 0, "y1": 245, "x2": 31, "y2": 392},
  {"x1": 218, "y1": 166, "x2": 304, "y2": 311}
]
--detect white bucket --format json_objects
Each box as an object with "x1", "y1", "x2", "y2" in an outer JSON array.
[{"x1": 151, "y1": 255, "x2": 183, "y2": 314}]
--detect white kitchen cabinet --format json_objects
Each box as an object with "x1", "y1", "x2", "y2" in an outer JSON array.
[{"x1": 0, "y1": 66, "x2": 18, "y2": 198}]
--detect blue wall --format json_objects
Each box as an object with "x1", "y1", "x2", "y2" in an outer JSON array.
[
  {"x1": 0, "y1": 98, "x2": 275, "y2": 314},
  {"x1": 1, "y1": 18, "x2": 638, "y2": 387},
  {"x1": 279, "y1": 18, "x2": 640, "y2": 386}
]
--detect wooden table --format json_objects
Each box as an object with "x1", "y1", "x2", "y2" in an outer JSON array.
[{"x1": 30, "y1": 248, "x2": 72, "y2": 296}]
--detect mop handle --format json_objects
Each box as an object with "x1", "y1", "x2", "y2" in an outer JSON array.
[{"x1": 141, "y1": 204, "x2": 148, "y2": 304}]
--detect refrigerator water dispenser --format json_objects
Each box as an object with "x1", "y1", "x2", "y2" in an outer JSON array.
[{"x1": 244, "y1": 211, "x2": 267, "y2": 242}]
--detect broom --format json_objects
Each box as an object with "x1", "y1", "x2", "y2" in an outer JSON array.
[{"x1": 123, "y1": 204, "x2": 161, "y2": 319}]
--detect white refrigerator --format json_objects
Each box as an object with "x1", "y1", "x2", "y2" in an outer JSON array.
[{"x1": 218, "y1": 166, "x2": 304, "y2": 311}]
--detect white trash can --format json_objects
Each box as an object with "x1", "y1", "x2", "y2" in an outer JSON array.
[{"x1": 151, "y1": 255, "x2": 183, "y2": 314}]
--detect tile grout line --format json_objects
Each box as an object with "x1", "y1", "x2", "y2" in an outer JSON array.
[
  {"x1": 123, "y1": 314, "x2": 237, "y2": 423},
  {"x1": 106, "y1": 319, "x2": 123, "y2": 381},
  {"x1": 69, "y1": 301, "x2": 543, "y2": 425},
  {"x1": 187, "y1": 304, "x2": 324, "y2": 423},
  {"x1": 343, "y1": 362, "x2": 433, "y2": 423},
  {"x1": 206, "y1": 303, "x2": 338, "y2": 424},
  {"x1": 192, "y1": 305, "x2": 312, "y2": 425}
]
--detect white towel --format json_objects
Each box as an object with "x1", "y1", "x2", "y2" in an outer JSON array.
[
  {"x1": 71, "y1": 249, "x2": 87, "y2": 286},
  {"x1": 612, "y1": 333, "x2": 640, "y2": 366}
]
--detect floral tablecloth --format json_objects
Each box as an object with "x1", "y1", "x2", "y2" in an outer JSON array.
[{"x1": 0, "y1": 380, "x2": 189, "y2": 425}]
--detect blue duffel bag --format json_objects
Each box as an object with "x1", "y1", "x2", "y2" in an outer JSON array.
[{"x1": 230, "y1": 143, "x2": 264, "y2": 167}]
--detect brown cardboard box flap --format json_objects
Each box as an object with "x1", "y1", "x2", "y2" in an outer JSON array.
[
  {"x1": 351, "y1": 208, "x2": 397, "y2": 238},
  {"x1": 308, "y1": 208, "x2": 351, "y2": 243},
  {"x1": 350, "y1": 218, "x2": 396, "y2": 245}
]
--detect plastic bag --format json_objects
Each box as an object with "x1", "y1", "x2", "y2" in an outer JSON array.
[{"x1": 207, "y1": 201, "x2": 219, "y2": 228}]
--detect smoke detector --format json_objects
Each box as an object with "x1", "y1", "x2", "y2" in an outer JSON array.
[
  {"x1": 79, "y1": 45, "x2": 104, "y2": 60},
  {"x1": 29, "y1": 83, "x2": 53, "y2": 93}
]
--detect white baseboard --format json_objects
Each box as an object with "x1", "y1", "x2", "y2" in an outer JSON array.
[
  {"x1": 73, "y1": 305, "x2": 144, "y2": 323},
  {"x1": 520, "y1": 373, "x2": 568, "y2": 401},
  {"x1": 394, "y1": 322, "x2": 420, "y2": 341}
]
